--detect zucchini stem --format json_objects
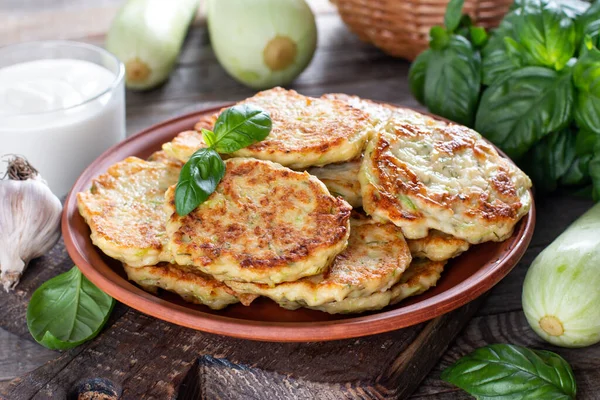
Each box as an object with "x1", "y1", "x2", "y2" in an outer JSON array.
[
  {"x1": 125, "y1": 58, "x2": 151, "y2": 84},
  {"x1": 540, "y1": 315, "x2": 564, "y2": 336}
]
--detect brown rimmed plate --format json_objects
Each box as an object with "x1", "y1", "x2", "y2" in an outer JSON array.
[{"x1": 62, "y1": 104, "x2": 535, "y2": 342}]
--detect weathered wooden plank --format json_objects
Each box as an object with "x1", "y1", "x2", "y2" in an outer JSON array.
[
  {"x1": 2, "y1": 298, "x2": 482, "y2": 400},
  {"x1": 0, "y1": 328, "x2": 56, "y2": 382},
  {"x1": 0, "y1": 224, "x2": 482, "y2": 399}
]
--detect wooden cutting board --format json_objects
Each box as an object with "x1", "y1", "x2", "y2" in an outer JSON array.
[{"x1": 0, "y1": 237, "x2": 483, "y2": 399}]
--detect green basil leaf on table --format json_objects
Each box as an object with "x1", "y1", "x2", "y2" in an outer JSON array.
[
  {"x1": 429, "y1": 26, "x2": 450, "y2": 50},
  {"x1": 207, "y1": 104, "x2": 272, "y2": 154},
  {"x1": 513, "y1": 0, "x2": 576, "y2": 71},
  {"x1": 408, "y1": 49, "x2": 431, "y2": 104},
  {"x1": 441, "y1": 344, "x2": 577, "y2": 400},
  {"x1": 27, "y1": 266, "x2": 115, "y2": 350},
  {"x1": 444, "y1": 0, "x2": 464, "y2": 32},
  {"x1": 475, "y1": 65, "x2": 575, "y2": 159},
  {"x1": 573, "y1": 40, "x2": 600, "y2": 133},
  {"x1": 424, "y1": 35, "x2": 481, "y2": 126},
  {"x1": 523, "y1": 129, "x2": 577, "y2": 193},
  {"x1": 175, "y1": 147, "x2": 225, "y2": 216}
]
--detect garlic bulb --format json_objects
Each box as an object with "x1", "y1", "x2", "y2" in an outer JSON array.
[{"x1": 0, "y1": 156, "x2": 62, "y2": 291}]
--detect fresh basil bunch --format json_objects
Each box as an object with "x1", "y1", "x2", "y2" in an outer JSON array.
[
  {"x1": 175, "y1": 104, "x2": 272, "y2": 216},
  {"x1": 442, "y1": 344, "x2": 577, "y2": 399},
  {"x1": 409, "y1": 0, "x2": 600, "y2": 200},
  {"x1": 409, "y1": 1, "x2": 486, "y2": 126}
]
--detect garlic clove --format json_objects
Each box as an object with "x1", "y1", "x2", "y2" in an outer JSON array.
[{"x1": 0, "y1": 156, "x2": 62, "y2": 291}]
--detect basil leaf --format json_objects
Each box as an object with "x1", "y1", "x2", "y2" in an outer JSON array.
[
  {"x1": 575, "y1": 128, "x2": 600, "y2": 156},
  {"x1": 523, "y1": 129, "x2": 577, "y2": 193},
  {"x1": 469, "y1": 27, "x2": 488, "y2": 48},
  {"x1": 175, "y1": 147, "x2": 225, "y2": 216},
  {"x1": 408, "y1": 49, "x2": 431, "y2": 104},
  {"x1": 27, "y1": 266, "x2": 114, "y2": 350},
  {"x1": 573, "y1": 40, "x2": 600, "y2": 134},
  {"x1": 560, "y1": 154, "x2": 592, "y2": 187},
  {"x1": 475, "y1": 65, "x2": 575, "y2": 159},
  {"x1": 513, "y1": 0, "x2": 576, "y2": 71},
  {"x1": 424, "y1": 35, "x2": 481, "y2": 126},
  {"x1": 481, "y1": 12, "x2": 520, "y2": 86},
  {"x1": 482, "y1": 46, "x2": 518, "y2": 86},
  {"x1": 441, "y1": 344, "x2": 577, "y2": 399},
  {"x1": 209, "y1": 104, "x2": 272, "y2": 154},
  {"x1": 429, "y1": 26, "x2": 450, "y2": 50},
  {"x1": 575, "y1": 1, "x2": 600, "y2": 48},
  {"x1": 590, "y1": 151, "x2": 600, "y2": 201},
  {"x1": 444, "y1": 0, "x2": 464, "y2": 32}
]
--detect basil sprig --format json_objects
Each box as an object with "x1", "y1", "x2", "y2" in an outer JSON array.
[
  {"x1": 175, "y1": 104, "x2": 272, "y2": 216},
  {"x1": 441, "y1": 344, "x2": 577, "y2": 399},
  {"x1": 27, "y1": 266, "x2": 115, "y2": 350}
]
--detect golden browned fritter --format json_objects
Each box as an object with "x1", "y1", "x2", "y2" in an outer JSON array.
[
  {"x1": 165, "y1": 158, "x2": 352, "y2": 285},
  {"x1": 407, "y1": 230, "x2": 469, "y2": 261},
  {"x1": 123, "y1": 263, "x2": 256, "y2": 310},
  {"x1": 281, "y1": 258, "x2": 446, "y2": 314},
  {"x1": 325, "y1": 93, "x2": 532, "y2": 244},
  {"x1": 306, "y1": 158, "x2": 363, "y2": 208},
  {"x1": 225, "y1": 214, "x2": 411, "y2": 307},
  {"x1": 322, "y1": 93, "x2": 444, "y2": 128},
  {"x1": 77, "y1": 157, "x2": 180, "y2": 266},
  {"x1": 360, "y1": 121, "x2": 532, "y2": 244},
  {"x1": 164, "y1": 87, "x2": 373, "y2": 167},
  {"x1": 162, "y1": 131, "x2": 208, "y2": 163},
  {"x1": 147, "y1": 150, "x2": 184, "y2": 167}
]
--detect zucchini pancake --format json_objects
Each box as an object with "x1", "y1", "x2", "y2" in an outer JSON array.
[
  {"x1": 164, "y1": 87, "x2": 373, "y2": 168},
  {"x1": 310, "y1": 259, "x2": 446, "y2": 314},
  {"x1": 123, "y1": 263, "x2": 257, "y2": 310},
  {"x1": 360, "y1": 122, "x2": 532, "y2": 243},
  {"x1": 306, "y1": 159, "x2": 363, "y2": 208},
  {"x1": 325, "y1": 93, "x2": 532, "y2": 244},
  {"x1": 77, "y1": 157, "x2": 180, "y2": 267},
  {"x1": 225, "y1": 214, "x2": 412, "y2": 309},
  {"x1": 165, "y1": 158, "x2": 352, "y2": 285},
  {"x1": 78, "y1": 89, "x2": 532, "y2": 315}
]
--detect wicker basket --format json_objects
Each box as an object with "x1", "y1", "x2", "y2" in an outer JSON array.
[{"x1": 331, "y1": 0, "x2": 513, "y2": 60}]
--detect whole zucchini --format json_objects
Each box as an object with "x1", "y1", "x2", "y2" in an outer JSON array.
[
  {"x1": 106, "y1": 0, "x2": 199, "y2": 90},
  {"x1": 522, "y1": 202, "x2": 600, "y2": 348}
]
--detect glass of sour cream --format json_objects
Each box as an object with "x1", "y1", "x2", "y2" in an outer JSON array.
[{"x1": 0, "y1": 41, "x2": 126, "y2": 196}]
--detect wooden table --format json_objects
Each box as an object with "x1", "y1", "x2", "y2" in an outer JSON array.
[{"x1": 2, "y1": 2, "x2": 600, "y2": 398}]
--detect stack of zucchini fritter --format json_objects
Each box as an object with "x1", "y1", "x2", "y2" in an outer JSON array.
[{"x1": 78, "y1": 88, "x2": 532, "y2": 314}]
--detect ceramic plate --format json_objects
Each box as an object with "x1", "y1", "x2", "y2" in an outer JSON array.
[{"x1": 62, "y1": 104, "x2": 535, "y2": 342}]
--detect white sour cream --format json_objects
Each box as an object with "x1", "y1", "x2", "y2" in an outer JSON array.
[{"x1": 0, "y1": 59, "x2": 125, "y2": 195}]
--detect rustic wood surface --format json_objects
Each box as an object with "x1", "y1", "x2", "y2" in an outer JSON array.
[{"x1": 2, "y1": 1, "x2": 600, "y2": 399}]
